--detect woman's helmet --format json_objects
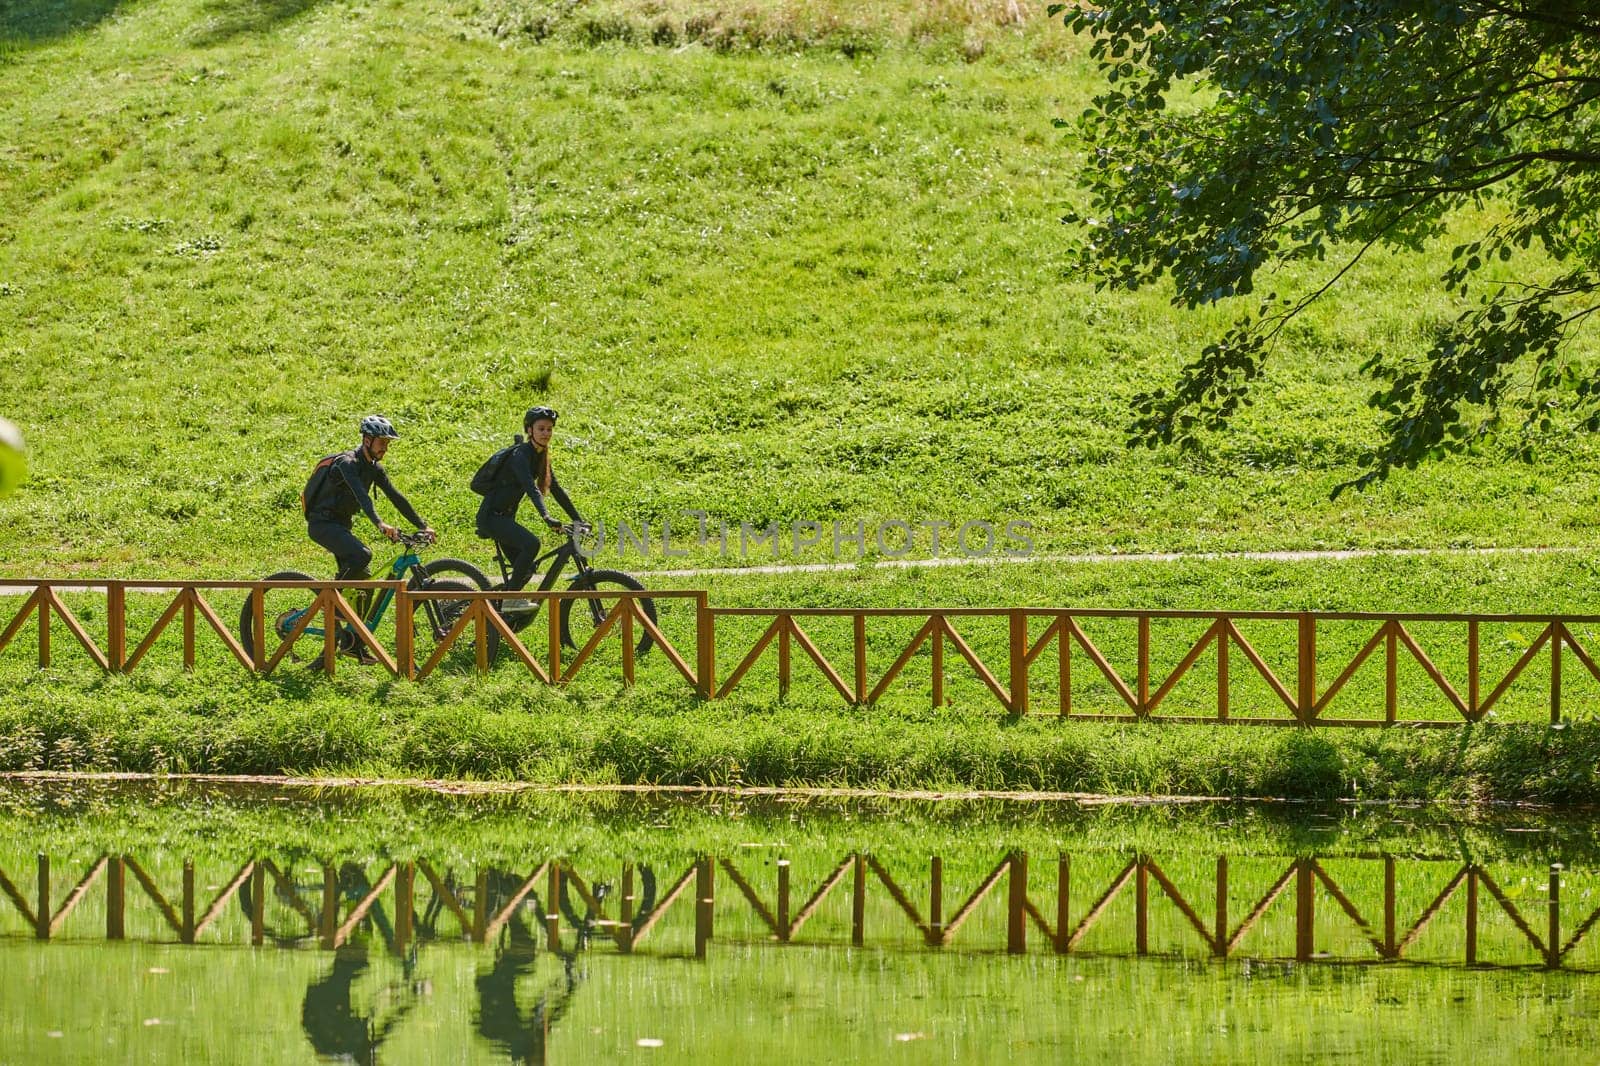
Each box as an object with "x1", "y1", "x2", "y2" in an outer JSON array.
[
  {"x1": 359, "y1": 415, "x2": 400, "y2": 439},
  {"x1": 524, "y1": 406, "x2": 558, "y2": 426}
]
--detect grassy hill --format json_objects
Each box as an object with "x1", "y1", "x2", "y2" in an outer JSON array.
[
  {"x1": 5, "y1": 0, "x2": 1600, "y2": 795},
  {"x1": 4, "y1": 0, "x2": 1598, "y2": 581}
]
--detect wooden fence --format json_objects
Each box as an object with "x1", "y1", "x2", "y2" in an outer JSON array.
[
  {"x1": 3, "y1": 580, "x2": 1599, "y2": 724},
  {"x1": 4, "y1": 849, "x2": 1596, "y2": 969}
]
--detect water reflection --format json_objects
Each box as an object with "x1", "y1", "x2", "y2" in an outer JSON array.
[
  {"x1": 5, "y1": 786, "x2": 1600, "y2": 1063},
  {"x1": 8, "y1": 848, "x2": 1599, "y2": 973},
  {"x1": 474, "y1": 873, "x2": 584, "y2": 1066}
]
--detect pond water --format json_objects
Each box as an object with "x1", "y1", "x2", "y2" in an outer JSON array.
[{"x1": 1, "y1": 781, "x2": 1598, "y2": 1064}]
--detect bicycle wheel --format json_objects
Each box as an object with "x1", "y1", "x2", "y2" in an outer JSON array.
[
  {"x1": 560, "y1": 570, "x2": 656, "y2": 658},
  {"x1": 423, "y1": 557, "x2": 492, "y2": 590},
  {"x1": 238, "y1": 570, "x2": 319, "y2": 663},
  {"x1": 409, "y1": 577, "x2": 486, "y2": 667}
]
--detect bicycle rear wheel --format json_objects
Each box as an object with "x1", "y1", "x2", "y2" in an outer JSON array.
[
  {"x1": 560, "y1": 570, "x2": 657, "y2": 658},
  {"x1": 238, "y1": 570, "x2": 318, "y2": 663}
]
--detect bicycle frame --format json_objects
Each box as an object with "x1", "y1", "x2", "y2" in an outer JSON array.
[
  {"x1": 491, "y1": 526, "x2": 593, "y2": 593},
  {"x1": 284, "y1": 545, "x2": 427, "y2": 640}
]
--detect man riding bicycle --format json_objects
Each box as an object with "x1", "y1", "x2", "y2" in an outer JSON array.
[
  {"x1": 304, "y1": 415, "x2": 436, "y2": 640},
  {"x1": 474, "y1": 406, "x2": 584, "y2": 609}
]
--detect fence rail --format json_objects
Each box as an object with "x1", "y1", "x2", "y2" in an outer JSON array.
[
  {"x1": 2, "y1": 580, "x2": 1598, "y2": 724},
  {"x1": 4, "y1": 849, "x2": 1596, "y2": 969}
]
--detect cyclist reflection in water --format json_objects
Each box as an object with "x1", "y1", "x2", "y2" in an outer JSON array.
[
  {"x1": 474, "y1": 873, "x2": 589, "y2": 1065},
  {"x1": 301, "y1": 863, "x2": 421, "y2": 1065}
]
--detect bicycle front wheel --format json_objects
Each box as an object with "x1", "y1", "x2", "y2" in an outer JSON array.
[
  {"x1": 422, "y1": 557, "x2": 492, "y2": 590},
  {"x1": 560, "y1": 570, "x2": 657, "y2": 658},
  {"x1": 238, "y1": 570, "x2": 318, "y2": 663}
]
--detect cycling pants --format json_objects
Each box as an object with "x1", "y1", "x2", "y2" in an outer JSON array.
[
  {"x1": 477, "y1": 511, "x2": 540, "y2": 591},
  {"x1": 307, "y1": 520, "x2": 372, "y2": 580}
]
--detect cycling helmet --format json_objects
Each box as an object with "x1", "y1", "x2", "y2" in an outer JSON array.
[
  {"x1": 359, "y1": 415, "x2": 399, "y2": 440},
  {"x1": 524, "y1": 406, "x2": 559, "y2": 426}
]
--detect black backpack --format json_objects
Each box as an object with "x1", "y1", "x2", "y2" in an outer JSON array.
[
  {"x1": 470, "y1": 435, "x2": 523, "y2": 495},
  {"x1": 300, "y1": 452, "x2": 343, "y2": 516}
]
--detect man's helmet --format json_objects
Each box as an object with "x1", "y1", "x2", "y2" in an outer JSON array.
[
  {"x1": 360, "y1": 415, "x2": 400, "y2": 439},
  {"x1": 524, "y1": 406, "x2": 558, "y2": 426}
]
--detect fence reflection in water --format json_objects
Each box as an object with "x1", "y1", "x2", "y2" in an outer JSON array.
[{"x1": 5, "y1": 848, "x2": 1597, "y2": 971}]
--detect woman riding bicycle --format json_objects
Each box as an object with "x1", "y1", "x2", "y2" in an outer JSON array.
[{"x1": 474, "y1": 407, "x2": 584, "y2": 609}]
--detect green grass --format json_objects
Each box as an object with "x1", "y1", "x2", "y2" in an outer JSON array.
[
  {"x1": 6, "y1": 0, "x2": 1600, "y2": 794},
  {"x1": 8, "y1": 553, "x2": 1600, "y2": 798},
  {"x1": 3, "y1": 0, "x2": 1599, "y2": 578}
]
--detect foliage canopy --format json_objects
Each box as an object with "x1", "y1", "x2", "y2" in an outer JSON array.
[{"x1": 1055, "y1": 1, "x2": 1600, "y2": 489}]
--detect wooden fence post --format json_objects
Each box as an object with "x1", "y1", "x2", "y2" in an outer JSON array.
[
  {"x1": 777, "y1": 860, "x2": 791, "y2": 943},
  {"x1": 182, "y1": 860, "x2": 196, "y2": 943},
  {"x1": 622, "y1": 603, "x2": 636, "y2": 686},
  {"x1": 320, "y1": 864, "x2": 337, "y2": 950},
  {"x1": 182, "y1": 592, "x2": 196, "y2": 671},
  {"x1": 1217, "y1": 628, "x2": 1229, "y2": 721},
  {"x1": 1009, "y1": 610, "x2": 1028, "y2": 717},
  {"x1": 107, "y1": 856, "x2": 125, "y2": 940},
  {"x1": 696, "y1": 856, "x2": 715, "y2": 960},
  {"x1": 1465, "y1": 866, "x2": 1478, "y2": 966},
  {"x1": 549, "y1": 594, "x2": 563, "y2": 684},
  {"x1": 1384, "y1": 857, "x2": 1397, "y2": 959},
  {"x1": 852, "y1": 853, "x2": 866, "y2": 947},
  {"x1": 251, "y1": 862, "x2": 266, "y2": 946},
  {"x1": 1549, "y1": 864, "x2": 1562, "y2": 969},
  {"x1": 37, "y1": 594, "x2": 49, "y2": 669},
  {"x1": 1214, "y1": 856, "x2": 1228, "y2": 958},
  {"x1": 1135, "y1": 857, "x2": 1148, "y2": 955},
  {"x1": 1467, "y1": 620, "x2": 1479, "y2": 718},
  {"x1": 1136, "y1": 616, "x2": 1150, "y2": 716},
  {"x1": 1385, "y1": 623, "x2": 1398, "y2": 723},
  {"x1": 546, "y1": 863, "x2": 561, "y2": 952},
  {"x1": 1297, "y1": 613, "x2": 1315, "y2": 723},
  {"x1": 696, "y1": 595, "x2": 715, "y2": 699},
  {"x1": 474, "y1": 606, "x2": 489, "y2": 675},
  {"x1": 251, "y1": 586, "x2": 267, "y2": 672},
  {"x1": 853, "y1": 614, "x2": 867, "y2": 706},
  {"x1": 1295, "y1": 860, "x2": 1314, "y2": 961},
  {"x1": 778, "y1": 615, "x2": 791, "y2": 700},
  {"x1": 1059, "y1": 616, "x2": 1072, "y2": 718},
  {"x1": 1548, "y1": 617, "x2": 1561, "y2": 726},
  {"x1": 35, "y1": 854, "x2": 49, "y2": 939},
  {"x1": 395, "y1": 586, "x2": 414, "y2": 681},
  {"x1": 1007, "y1": 851, "x2": 1027, "y2": 955},
  {"x1": 929, "y1": 856, "x2": 944, "y2": 947},
  {"x1": 107, "y1": 582, "x2": 126, "y2": 672},
  {"x1": 1055, "y1": 853, "x2": 1070, "y2": 955},
  {"x1": 322, "y1": 593, "x2": 338, "y2": 675},
  {"x1": 620, "y1": 864, "x2": 636, "y2": 954},
  {"x1": 393, "y1": 863, "x2": 413, "y2": 953}
]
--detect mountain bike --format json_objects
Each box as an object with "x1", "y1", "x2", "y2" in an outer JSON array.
[
  {"x1": 239, "y1": 531, "x2": 493, "y2": 666},
  {"x1": 483, "y1": 522, "x2": 656, "y2": 663}
]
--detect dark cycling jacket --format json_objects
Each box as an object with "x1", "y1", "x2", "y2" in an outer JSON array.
[
  {"x1": 305, "y1": 448, "x2": 427, "y2": 530},
  {"x1": 478, "y1": 441, "x2": 581, "y2": 525}
]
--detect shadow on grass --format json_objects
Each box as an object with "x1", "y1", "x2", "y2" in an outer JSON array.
[
  {"x1": 0, "y1": 0, "x2": 330, "y2": 56},
  {"x1": 190, "y1": 0, "x2": 329, "y2": 47},
  {"x1": 0, "y1": 0, "x2": 124, "y2": 47}
]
